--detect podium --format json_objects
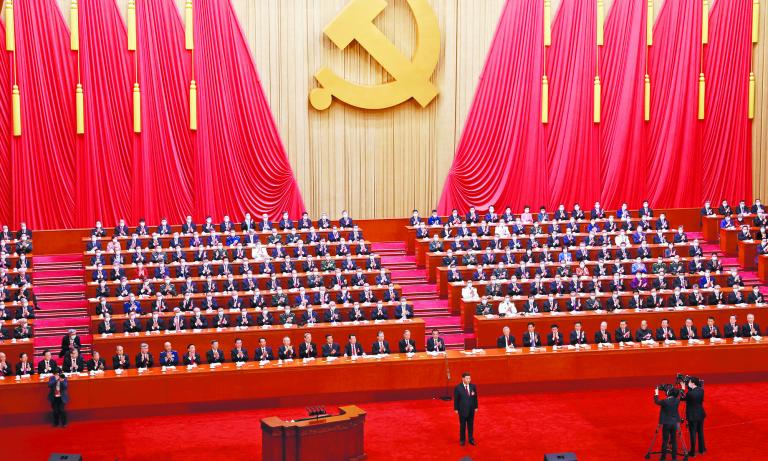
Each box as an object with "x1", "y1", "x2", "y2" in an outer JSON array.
[{"x1": 261, "y1": 405, "x2": 367, "y2": 461}]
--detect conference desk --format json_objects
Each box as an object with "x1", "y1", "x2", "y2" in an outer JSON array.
[
  {"x1": 471, "y1": 304, "x2": 764, "y2": 348},
  {"x1": 423, "y1": 244, "x2": 688, "y2": 283},
  {"x1": 702, "y1": 215, "x2": 721, "y2": 242},
  {"x1": 0, "y1": 337, "x2": 34, "y2": 361},
  {"x1": 1, "y1": 339, "x2": 765, "y2": 423},
  {"x1": 459, "y1": 292, "x2": 758, "y2": 333},
  {"x1": 738, "y1": 240, "x2": 760, "y2": 270},
  {"x1": 91, "y1": 318, "x2": 426, "y2": 358},
  {"x1": 87, "y1": 284, "x2": 402, "y2": 316},
  {"x1": 720, "y1": 227, "x2": 762, "y2": 256},
  {"x1": 443, "y1": 270, "x2": 729, "y2": 310},
  {"x1": 759, "y1": 255, "x2": 768, "y2": 283}
]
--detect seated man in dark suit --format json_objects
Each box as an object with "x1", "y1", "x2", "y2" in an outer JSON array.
[
  {"x1": 255, "y1": 337, "x2": 275, "y2": 361},
  {"x1": 546, "y1": 324, "x2": 564, "y2": 347},
  {"x1": 37, "y1": 349, "x2": 59, "y2": 375},
  {"x1": 371, "y1": 330, "x2": 391, "y2": 354},
  {"x1": 182, "y1": 344, "x2": 202, "y2": 367},
  {"x1": 635, "y1": 320, "x2": 654, "y2": 342},
  {"x1": 298, "y1": 332, "x2": 317, "y2": 359},
  {"x1": 344, "y1": 334, "x2": 364, "y2": 357},
  {"x1": 398, "y1": 329, "x2": 417, "y2": 353},
  {"x1": 322, "y1": 334, "x2": 341, "y2": 357},
  {"x1": 86, "y1": 351, "x2": 106, "y2": 372},
  {"x1": 427, "y1": 329, "x2": 446, "y2": 352},
  {"x1": 496, "y1": 326, "x2": 516, "y2": 349},
  {"x1": 522, "y1": 322, "x2": 541, "y2": 347},
  {"x1": 231, "y1": 338, "x2": 249, "y2": 362},
  {"x1": 63, "y1": 349, "x2": 85, "y2": 373},
  {"x1": 701, "y1": 317, "x2": 721, "y2": 339},
  {"x1": 594, "y1": 322, "x2": 612, "y2": 344},
  {"x1": 656, "y1": 319, "x2": 676, "y2": 341},
  {"x1": 206, "y1": 340, "x2": 225, "y2": 364},
  {"x1": 570, "y1": 322, "x2": 588, "y2": 345},
  {"x1": 741, "y1": 313, "x2": 761, "y2": 337},
  {"x1": 278, "y1": 336, "x2": 296, "y2": 360},
  {"x1": 679, "y1": 318, "x2": 699, "y2": 340},
  {"x1": 135, "y1": 343, "x2": 154, "y2": 369},
  {"x1": 394, "y1": 299, "x2": 414, "y2": 319}
]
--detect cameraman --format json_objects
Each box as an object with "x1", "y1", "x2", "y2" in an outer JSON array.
[
  {"x1": 654, "y1": 386, "x2": 681, "y2": 460},
  {"x1": 681, "y1": 378, "x2": 706, "y2": 456},
  {"x1": 47, "y1": 372, "x2": 69, "y2": 428}
]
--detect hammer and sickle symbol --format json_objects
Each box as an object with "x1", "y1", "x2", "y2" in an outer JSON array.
[{"x1": 309, "y1": 0, "x2": 441, "y2": 110}]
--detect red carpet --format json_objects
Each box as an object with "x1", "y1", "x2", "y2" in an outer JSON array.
[{"x1": 8, "y1": 381, "x2": 768, "y2": 461}]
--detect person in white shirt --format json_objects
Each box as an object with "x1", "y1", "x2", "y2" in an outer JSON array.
[
  {"x1": 615, "y1": 230, "x2": 630, "y2": 246},
  {"x1": 251, "y1": 242, "x2": 267, "y2": 260},
  {"x1": 461, "y1": 280, "x2": 479, "y2": 300},
  {"x1": 494, "y1": 219, "x2": 511, "y2": 238},
  {"x1": 497, "y1": 295, "x2": 516, "y2": 317}
]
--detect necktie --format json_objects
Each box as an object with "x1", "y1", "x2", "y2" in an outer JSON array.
[{"x1": 465, "y1": 384, "x2": 470, "y2": 395}]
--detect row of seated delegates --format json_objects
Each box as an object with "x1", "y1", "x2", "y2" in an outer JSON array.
[
  {"x1": 96, "y1": 298, "x2": 415, "y2": 334},
  {"x1": 0, "y1": 223, "x2": 33, "y2": 253},
  {"x1": 417, "y1": 215, "x2": 677, "y2": 242},
  {"x1": 491, "y1": 313, "x2": 763, "y2": 350},
  {"x1": 95, "y1": 276, "x2": 402, "y2": 313},
  {"x1": 89, "y1": 247, "x2": 375, "y2": 280},
  {"x1": 86, "y1": 226, "x2": 368, "y2": 259},
  {"x1": 412, "y1": 201, "x2": 659, "y2": 228},
  {"x1": 90, "y1": 210, "x2": 356, "y2": 239},
  {"x1": 93, "y1": 263, "x2": 391, "y2": 298},
  {"x1": 701, "y1": 199, "x2": 765, "y2": 217},
  {"x1": 453, "y1": 257, "x2": 744, "y2": 292},
  {"x1": 0, "y1": 298, "x2": 36, "y2": 321},
  {"x1": 49, "y1": 328, "x2": 442, "y2": 374},
  {"x1": 0, "y1": 318, "x2": 33, "y2": 340},
  {"x1": 466, "y1": 283, "x2": 764, "y2": 315}
]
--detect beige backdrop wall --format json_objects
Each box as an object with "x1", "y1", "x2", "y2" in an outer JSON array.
[{"x1": 57, "y1": 1, "x2": 764, "y2": 217}]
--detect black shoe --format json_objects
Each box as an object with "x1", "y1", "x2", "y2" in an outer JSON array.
[
  {"x1": 469, "y1": 440, "x2": 476, "y2": 446},
  {"x1": 460, "y1": 440, "x2": 465, "y2": 446},
  {"x1": 699, "y1": 450, "x2": 706, "y2": 455},
  {"x1": 688, "y1": 451, "x2": 696, "y2": 457}
]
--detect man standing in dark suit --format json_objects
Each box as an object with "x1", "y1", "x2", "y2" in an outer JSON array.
[
  {"x1": 681, "y1": 379, "x2": 706, "y2": 457},
  {"x1": 48, "y1": 373, "x2": 69, "y2": 427},
  {"x1": 654, "y1": 386, "x2": 681, "y2": 460},
  {"x1": 58, "y1": 329, "x2": 81, "y2": 359},
  {"x1": 453, "y1": 372, "x2": 478, "y2": 446}
]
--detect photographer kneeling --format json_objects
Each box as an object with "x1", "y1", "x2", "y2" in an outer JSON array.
[
  {"x1": 681, "y1": 378, "x2": 706, "y2": 457},
  {"x1": 654, "y1": 385, "x2": 681, "y2": 461}
]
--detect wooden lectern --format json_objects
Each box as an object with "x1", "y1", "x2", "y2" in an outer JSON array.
[{"x1": 261, "y1": 405, "x2": 367, "y2": 461}]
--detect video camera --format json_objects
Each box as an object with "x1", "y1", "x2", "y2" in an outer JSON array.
[{"x1": 676, "y1": 373, "x2": 703, "y2": 387}]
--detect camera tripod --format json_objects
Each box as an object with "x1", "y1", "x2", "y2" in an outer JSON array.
[{"x1": 644, "y1": 419, "x2": 689, "y2": 461}]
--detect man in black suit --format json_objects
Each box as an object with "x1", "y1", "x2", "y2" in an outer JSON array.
[
  {"x1": 344, "y1": 334, "x2": 364, "y2": 357},
  {"x1": 48, "y1": 373, "x2": 69, "y2": 427},
  {"x1": 371, "y1": 330, "x2": 390, "y2": 354},
  {"x1": 496, "y1": 326, "x2": 515, "y2": 349},
  {"x1": 206, "y1": 340, "x2": 225, "y2": 364},
  {"x1": 426, "y1": 329, "x2": 445, "y2": 352},
  {"x1": 322, "y1": 334, "x2": 341, "y2": 358},
  {"x1": 523, "y1": 322, "x2": 541, "y2": 347},
  {"x1": 453, "y1": 371, "x2": 478, "y2": 446},
  {"x1": 654, "y1": 386, "x2": 681, "y2": 460},
  {"x1": 37, "y1": 349, "x2": 59, "y2": 375},
  {"x1": 398, "y1": 330, "x2": 417, "y2": 353},
  {"x1": 58, "y1": 329, "x2": 81, "y2": 359},
  {"x1": 299, "y1": 332, "x2": 317, "y2": 359},
  {"x1": 681, "y1": 379, "x2": 706, "y2": 456}
]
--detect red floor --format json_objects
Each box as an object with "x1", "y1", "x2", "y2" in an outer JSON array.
[{"x1": 6, "y1": 381, "x2": 768, "y2": 461}]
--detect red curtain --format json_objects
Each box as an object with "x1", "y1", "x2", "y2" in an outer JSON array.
[
  {"x1": 599, "y1": 0, "x2": 647, "y2": 209},
  {"x1": 645, "y1": 0, "x2": 703, "y2": 207},
  {"x1": 193, "y1": 0, "x2": 305, "y2": 219},
  {"x1": 134, "y1": 0, "x2": 195, "y2": 224},
  {"x1": 11, "y1": 0, "x2": 77, "y2": 229},
  {"x1": 437, "y1": 0, "x2": 546, "y2": 214},
  {"x1": 75, "y1": 0, "x2": 134, "y2": 227},
  {"x1": 702, "y1": 0, "x2": 753, "y2": 203},
  {"x1": 0, "y1": 21, "x2": 10, "y2": 225},
  {"x1": 545, "y1": 0, "x2": 599, "y2": 209}
]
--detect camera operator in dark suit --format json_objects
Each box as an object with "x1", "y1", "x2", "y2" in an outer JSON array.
[
  {"x1": 680, "y1": 378, "x2": 706, "y2": 457},
  {"x1": 453, "y1": 372, "x2": 478, "y2": 446},
  {"x1": 654, "y1": 386, "x2": 681, "y2": 460}
]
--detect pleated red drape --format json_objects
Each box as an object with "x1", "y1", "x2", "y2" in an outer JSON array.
[
  {"x1": 76, "y1": 0, "x2": 134, "y2": 227},
  {"x1": 646, "y1": 0, "x2": 703, "y2": 207},
  {"x1": 599, "y1": 0, "x2": 647, "y2": 209},
  {"x1": 545, "y1": 0, "x2": 599, "y2": 209},
  {"x1": 134, "y1": 0, "x2": 195, "y2": 224},
  {"x1": 0, "y1": 22, "x2": 10, "y2": 225},
  {"x1": 437, "y1": 0, "x2": 546, "y2": 214},
  {"x1": 12, "y1": 0, "x2": 77, "y2": 229},
  {"x1": 193, "y1": 0, "x2": 305, "y2": 219},
  {"x1": 702, "y1": 0, "x2": 753, "y2": 203},
  {"x1": 438, "y1": 0, "x2": 752, "y2": 213}
]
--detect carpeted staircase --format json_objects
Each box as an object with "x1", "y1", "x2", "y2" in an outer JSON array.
[
  {"x1": 31, "y1": 254, "x2": 91, "y2": 360},
  {"x1": 373, "y1": 242, "x2": 466, "y2": 349}
]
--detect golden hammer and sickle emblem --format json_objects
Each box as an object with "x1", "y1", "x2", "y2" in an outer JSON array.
[{"x1": 309, "y1": 0, "x2": 441, "y2": 111}]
